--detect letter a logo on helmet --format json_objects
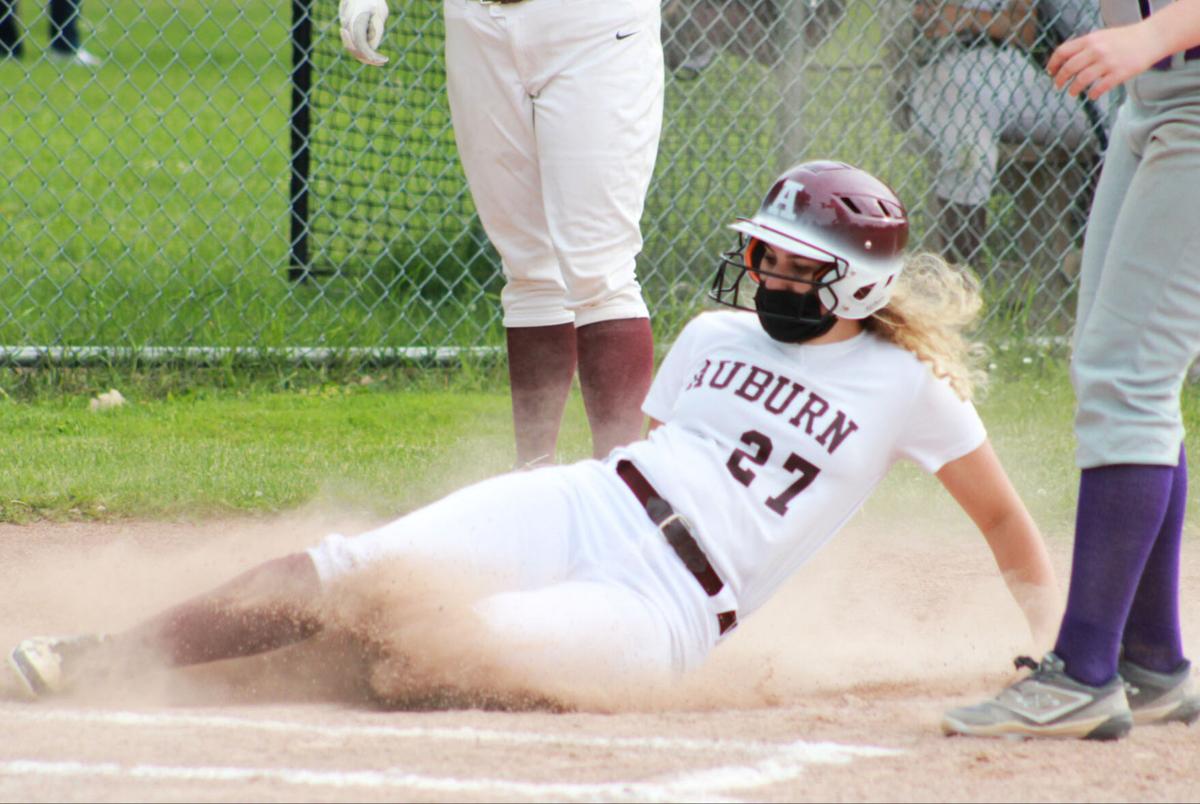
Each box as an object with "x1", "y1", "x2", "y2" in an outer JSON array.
[
  {"x1": 765, "y1": 180, "x2": 805, "y2": 220},
  {"x1": 715, "y1": 161, "x2": 909, "y2": 320}
]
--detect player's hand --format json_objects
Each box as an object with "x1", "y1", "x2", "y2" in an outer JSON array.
[
  {"x1": 339, "y1": 0, "x2": 390, "y2": 67},
  {"x1": 1047, "y1": 25, "x2": 1163, "y2": 100}
]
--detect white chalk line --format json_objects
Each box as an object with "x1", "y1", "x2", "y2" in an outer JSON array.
[
  {"x1": 3, "y1": 707, "x2": 809, "y2": 756},
  {"x1": 1, "y1": 759, "x2": 705, "y2": 803},
  {"x1": 0, "y1": 741, "x2": 898, "y2": 803},
  {"x1": 2, "y1": 708, "x2": 903, "y2": 801}
]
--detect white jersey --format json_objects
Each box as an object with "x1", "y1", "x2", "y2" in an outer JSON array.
[{"x1": 612, "y1": 310, "x2": 986, "y2": 617}]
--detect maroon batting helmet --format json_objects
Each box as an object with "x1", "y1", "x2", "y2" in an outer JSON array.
[{"x1": 711, "y1": 160, "x2": 909, "y2": 319}]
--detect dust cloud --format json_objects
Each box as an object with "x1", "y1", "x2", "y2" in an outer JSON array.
[{"x1": 0, "y1": 491, "x2": 1101, "y2": 713}]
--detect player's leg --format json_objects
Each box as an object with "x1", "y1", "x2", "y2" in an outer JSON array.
[
  {"x1": 468, "y1": 580, "x2": 677, "y2": 693},
  {"x1": 908, "y1": 49, "x2": 1000, "y2": 264},
  {"x1": 8, "y1": 552, "x2": 323, "y2": 698},
  {"x1": 942, "y1": 98, "x2": 1158, "y2": 741},
  {"x1": 1119, "y1": 446, "x2": 1200, "y2": 725},
  {"x1": 8, "y1": 466, "x2": 596, "y2": 698},
  {"x1": 1058, "y1": 107, "x2": 1200, "y2": 693},
  {"x1": 0, "y1": 0, "x2": 22, "y2": 58},
  {"x1": 576, "y1": 317, "x2": 654, "y2": 457},
  {"x1": 1122, "y1": 446, "x2": 1187, "y2": 672},
  {"x1": 519, "y1": 0, "x2": 662, "y2": 457},
  {"x1": 505, "y1": 324, "x2": 577, "y2": 468},
  {"x1": 443, "y1": 0, "x2": 576, "y2": 467},
  {"x1": 47, "y1": 0, "x2": 78, "y2": 53}
]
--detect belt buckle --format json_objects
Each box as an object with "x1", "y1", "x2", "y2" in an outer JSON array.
[{"x1": 657, "y1": 510, "x2": 692, "y2": 535}]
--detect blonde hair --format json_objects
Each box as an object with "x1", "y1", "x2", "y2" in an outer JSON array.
[{"x1": 863, "y1": 252, "x2": 988, "y2": 401}]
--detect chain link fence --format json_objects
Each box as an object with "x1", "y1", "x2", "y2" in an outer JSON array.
[{"x1": 0, "y1": 0, "x2": 1110, "y2": 363}]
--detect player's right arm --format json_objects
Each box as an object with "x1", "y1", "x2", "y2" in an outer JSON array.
[
  {"x1": 935, "y1": 440, "x2": 1061, "y2": 649},
  {"x1": 339, "y1": 0, "x2": 390, "y2": 66}
]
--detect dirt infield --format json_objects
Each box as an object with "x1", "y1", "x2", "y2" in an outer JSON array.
[{"x1": 1, "y1": 511, "x2": 1197, "y2": 802}]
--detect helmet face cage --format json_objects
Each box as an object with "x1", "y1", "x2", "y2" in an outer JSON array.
[
  {"x1": 709, "y1": 235, "x2": 846, "y2": 324},
  {"x1": 713, "y1": 161, "x2": 909, "y2": 321}
]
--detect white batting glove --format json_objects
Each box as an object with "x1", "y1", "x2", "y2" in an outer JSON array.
[{"x1": 339, "y1": 0, "x2": 390, "y2": 67}]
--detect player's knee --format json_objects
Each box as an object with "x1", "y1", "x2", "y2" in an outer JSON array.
[
  {"x1": 567, "y1": 272, "x2": 649, "y2": 327},
  {"x1": 500, "y1": 278, "x2": 573, "y2": 328}
]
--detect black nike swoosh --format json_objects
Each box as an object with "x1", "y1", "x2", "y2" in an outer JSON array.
[{"x1": 615, "y1": 31, "x2": 638, "y2": 40}]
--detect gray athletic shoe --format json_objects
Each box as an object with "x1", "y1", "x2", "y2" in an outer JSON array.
[
  {"x1": 8, "y1": 634, "x2": 108, "y2": 699},
  {"x1": 942, "y1": 653, "x2": 1133, "y2": 740},
  {"x1": 1119, "y1": 657, "x2": 1200, "y2": 726}
]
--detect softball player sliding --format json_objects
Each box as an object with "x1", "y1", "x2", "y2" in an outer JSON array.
[
  {"x1": 9, "y1": 163, "x2": 1060, "y2": 702},
  {"x1": 339, "y1": 0, "x2": 663, "y2": 470},
  {"x1": 944, "y1": 0, "x2": 1200, "y2": 740}
]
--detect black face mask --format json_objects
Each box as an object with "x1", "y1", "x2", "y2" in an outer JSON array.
[{"x1": 754, "y1": 284, "x2": 838, "y2": 344}]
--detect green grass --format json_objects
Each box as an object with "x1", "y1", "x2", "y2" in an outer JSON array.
[
  {"x1": 4, "y1": 358, "x2": 1200, "y2": 529},
  {"x1": 0, "y1": 374, "x2": 588, "y2": 522}
]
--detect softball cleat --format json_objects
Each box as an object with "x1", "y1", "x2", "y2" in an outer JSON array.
[
  {"x1": 1119, "y1": 657, "x2": 1200, "y2": 727},
  {"x1": 941, "y1": 653, "x2": 1133, "y2": 740},
  {"x1": 8, "y1": 634, "x2": 108, "y2": 699}
]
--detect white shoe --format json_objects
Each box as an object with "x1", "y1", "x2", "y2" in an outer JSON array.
[
  {"x1": 8, "y1": 634, "x2": 107, "y2": 699},
  {"x1": 47, "y1": 47, "x2": 102, "y2": 66}
]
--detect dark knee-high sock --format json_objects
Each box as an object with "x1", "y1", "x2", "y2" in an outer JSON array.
[
  {"x1": 1122, "y1": 445, "x2": 1188, "y2": 672},
  {"x1": 505, "y1": 324, "x2": 577, "y2": 467},
  {"x1": 120, "y1": 553, "x2": 323, "y2": 667},
  {"x1": 576, "y1": 317, "x2": 654, "y2": 458},
  {"x1": 0, "y1": 0, "x2": 22, "y2": 57},
  {"x1": 1055, "y1": 463, "x2": 1175, "y2": 686},
  {"x1": 48, "y1": 0, "x2": 80, "y2": 52}
]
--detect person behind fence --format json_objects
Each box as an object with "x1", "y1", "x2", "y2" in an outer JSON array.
[
  {"x1": 0, "y1": 0, "x2": 100, "y2": 65},
  {"x1": 8, "y1": 162, "x2": 1060, "y2": 705},
  {"x1": 335, "y1": 0, "x2": 663, "y2": 471},
  {"x1": 907, "y1": 0, "x2": 1111, "y2": 264},
  {"x1": 942, "y1": 0, "x2": 1200, "y2": 740}
]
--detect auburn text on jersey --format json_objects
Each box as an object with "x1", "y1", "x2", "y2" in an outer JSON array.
[{"x1": 685, "y1": 359, "x2": 859, "y2": 455}]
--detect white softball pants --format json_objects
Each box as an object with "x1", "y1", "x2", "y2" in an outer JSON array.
[
  {"x1": 443, "y1": 0, "x2": 663, "y2": 327},
  {"x1": 306, "y1": 460, "x2": 718, "y2": 682}
]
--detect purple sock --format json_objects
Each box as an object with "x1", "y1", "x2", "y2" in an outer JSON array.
[
  {"x1": 1122, "y1": 446, "x2": 1188, "y2": 673},
  {"x1": 1055, "y1": 460, "x2": 1176, "y2": 686}
]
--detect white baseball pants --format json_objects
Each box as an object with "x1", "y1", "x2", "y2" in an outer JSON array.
[
  {"x1": 443, "y1": 0, "x2": 663, "y2": 327},
  {"x1": 306, "y1": 460, "x2": 719, "y2": 682}
]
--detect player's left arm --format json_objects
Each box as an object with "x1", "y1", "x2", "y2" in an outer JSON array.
[
  {"x1": 1047, "y1": 0, "x2": 1200, "y2": 99},
  {"x1": 935, "y1": 440, "x2": 1060, "y2": 648}
]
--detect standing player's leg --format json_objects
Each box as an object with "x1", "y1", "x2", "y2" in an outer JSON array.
[
  {"x1": 524, "y1": 0, "x2": 663, "y2": 458},
  {"x1": 0, "y1": 0, "x2": 21, "y2": 58},
  {"x1": 1058, "y1": 111, "x2": 1200, "y2": 690},
  {"x1": 909, "y1": 49, "x2": 1002, "y2": 264},
  {"x1": 443, "y1": 0, "x2": 576, "y2": 467},
  {"x1": 1118, "y1": 445, "x2": 1200, "y2": 725},
  {"x1": 47, "y1": 0, "x2": 79, "y2": 54},
  {"x1": 944, "y1": 102, "x2": 1200, "y2": 739}
]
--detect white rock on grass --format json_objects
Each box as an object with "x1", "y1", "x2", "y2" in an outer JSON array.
[{"x1": 89, "y1": 388, "x2": 127, "y2": 412}]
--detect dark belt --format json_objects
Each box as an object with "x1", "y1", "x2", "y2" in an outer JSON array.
[
  {"x1": 1152, "y1": 46, "x2": 1200, "y2": 71},
  {"x1": 616, "y1": 460, "x2": 738, "y2": 636}
]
